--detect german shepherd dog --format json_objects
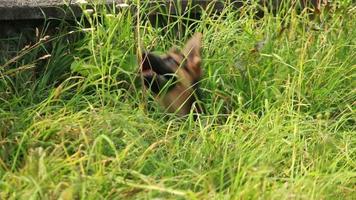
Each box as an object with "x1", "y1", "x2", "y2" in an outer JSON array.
[{"x1": 140, "y1": 33, "x2": 203, "y2": 117}]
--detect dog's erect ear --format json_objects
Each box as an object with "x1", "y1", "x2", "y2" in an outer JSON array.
[
  {"x1": 141, "y1": 52, "x2": 174, "y2": 75},
  {"x1": 182, "y1": 33, "x2": 202, "y2": 80}
]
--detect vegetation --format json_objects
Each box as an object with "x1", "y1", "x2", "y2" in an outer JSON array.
[{"x1": 0, "y1": 1, "x2": 355, "y2": 199}]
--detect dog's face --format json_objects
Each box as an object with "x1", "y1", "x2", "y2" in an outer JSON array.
[{"x1": 140, "y1": 33, "x2": 203, "y2": 116}]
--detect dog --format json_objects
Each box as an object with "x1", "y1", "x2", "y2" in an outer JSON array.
[{"x1": 140, "y1": 33, "x2": 203, "y2": 117}]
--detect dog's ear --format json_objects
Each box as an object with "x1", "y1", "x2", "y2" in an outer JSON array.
[{"x1": 182, "y1": 33, "x2": 203, "y2": 80}]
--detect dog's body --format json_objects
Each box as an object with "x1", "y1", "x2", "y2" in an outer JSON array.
[{"x1": 140, "y1": 33, "x2": 203, "y2": 116}]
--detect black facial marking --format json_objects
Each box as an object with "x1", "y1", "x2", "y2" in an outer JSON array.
[
  {"x1": 141, "y1": 53, "x2": 179, "y2": 94},
  {"x1": 142, "y1": 52, "x2": 174, "y2": 75},
  {"x1": 143, "y1": 74, "x2": 168, "y2": 94}
]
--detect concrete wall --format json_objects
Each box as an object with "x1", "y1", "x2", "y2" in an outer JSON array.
[
  {"x1": 0, "y1": 0, "x2": 327, "y2": 20},
  {"x1": 0, "y1": 0, "x2": 122, "y2": 20}
]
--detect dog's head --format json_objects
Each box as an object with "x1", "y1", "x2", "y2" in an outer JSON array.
[{"x1": 140, "y1": 33, "x2": 203, "y2": 116}]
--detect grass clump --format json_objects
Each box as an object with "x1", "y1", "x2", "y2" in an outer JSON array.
[{"x1": 0, "y1": 1, "x2": 355, "y2": 199}]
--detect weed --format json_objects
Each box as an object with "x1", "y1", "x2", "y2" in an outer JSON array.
[{"x1": 0, "y1": 1, "x2": 355, "y2": 199}]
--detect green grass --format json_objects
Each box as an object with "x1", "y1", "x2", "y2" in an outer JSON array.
[{"x1": 0, "y1": 1, "x2": 355, "y2": 199}]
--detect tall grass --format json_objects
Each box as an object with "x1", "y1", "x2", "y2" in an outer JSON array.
[{"x1": 0, "y1": 1, "x2": 355, "y2": 199}]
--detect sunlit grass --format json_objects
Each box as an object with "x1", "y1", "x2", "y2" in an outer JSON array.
[{"x1": 0, "y1": 1, "x2": 355, "y2": 199}]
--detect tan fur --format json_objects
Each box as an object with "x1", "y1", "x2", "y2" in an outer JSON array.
[{"x1": 159, "y1": 84, "x2": 195, "y2": 115}]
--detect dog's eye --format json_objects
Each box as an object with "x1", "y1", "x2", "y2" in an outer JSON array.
[{"x1": 163, "y1": 56, "x2": 179, "y2": 69}]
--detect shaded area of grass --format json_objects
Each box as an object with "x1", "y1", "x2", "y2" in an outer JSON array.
[{"x1": 1, "y1": 1, "x2": 355, "y2": 199}]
